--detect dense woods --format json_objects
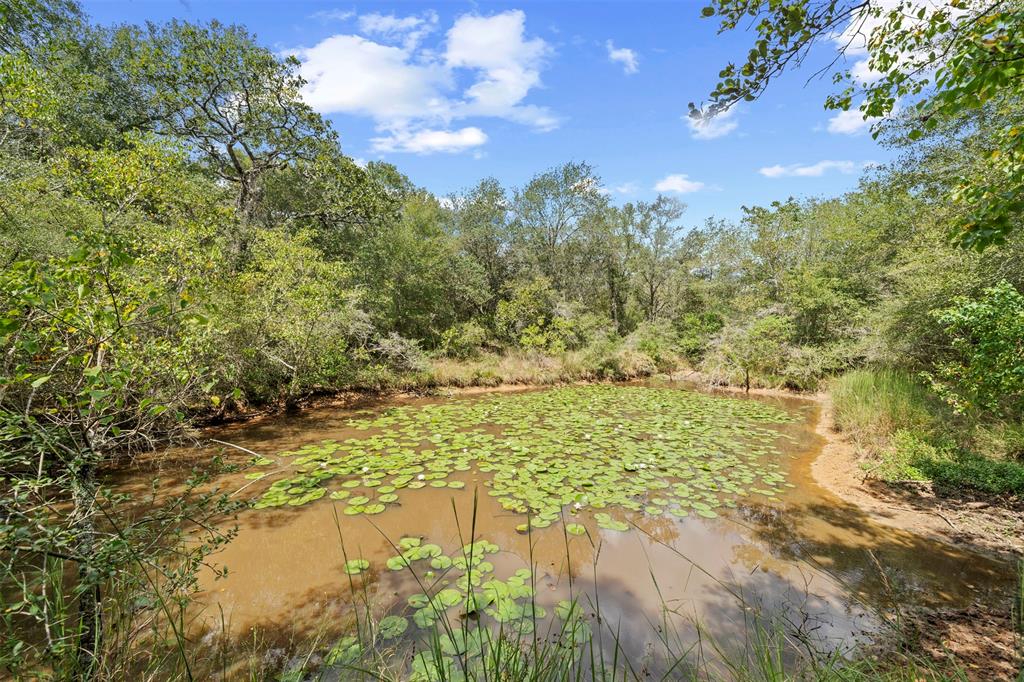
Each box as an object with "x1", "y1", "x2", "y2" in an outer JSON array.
[{"x1": 1, "y1": 0, "x2": 1022, "y2": 679}]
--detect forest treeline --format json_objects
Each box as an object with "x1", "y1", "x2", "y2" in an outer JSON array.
[{"x1": 2, "y1": 0, "x2": 1023, "y2": 678}]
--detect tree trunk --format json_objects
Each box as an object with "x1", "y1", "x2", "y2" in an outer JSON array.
[{"x1": 744, "y1": 368, "x2": 750, "y2": 393}]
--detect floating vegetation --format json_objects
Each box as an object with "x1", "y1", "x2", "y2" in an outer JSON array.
[
  {"x1": 326, "y1": 536, "x2": 598, "y2": 680},
  {"x1": 342, "y1": 559, "x2": 370, "y2": 575},
  {"x1": 377, "y1": 615, "x2": 408, "y2": 639},
  {"x1": 252, "y1": 386, "x2": 796, "y2": 531}
]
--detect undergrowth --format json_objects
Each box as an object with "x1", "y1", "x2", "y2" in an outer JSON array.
[{"x1": 831, "y1": 369, "x2": 1024, "y2": 497}]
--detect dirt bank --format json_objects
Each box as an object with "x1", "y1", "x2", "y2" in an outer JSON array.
[{"x1": 810, "y1": 393, "x2": 1024, "y2": 559}]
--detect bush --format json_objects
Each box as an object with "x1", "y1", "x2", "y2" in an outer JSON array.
[
  {"x1": 617, "y1": 349, "x2": 658, "y2": 378},
  {"x1": 972, "y1": 421, "x2": 1024, "y2": 461},
  {"x1": 782, "y1": 343, "x2": 854, "y2": 391},
  {"x1": 373, "y1": 333, "x2": 428, "y2": 373},
  {"x1": 495, "y1": 277, "x2": 558, "y2": 344},
  {"x1": 626, "y1": 320, "x2": 684, "y2": 373},
  {"x1": 675, "y1": 312, "x2": 724, "y2": 362},
  {"x1": 439, "y1": 321, "x2": 490, "y2": 359},
  {"x1": 928, "y1": 280, "x2": 1024, "y2": 420},
  {"x1": 578, "y1": 333, "x2": 625, "y2": 379},
  {"x1": 702, "y1": 314, "x2": 793, "y2": 390},
  {"x1": 919, "y1": 452, "x2": 1024, "y2": 497},
  {"x1": 870, "y1": 429, "x2": 939, "y2": 482}
]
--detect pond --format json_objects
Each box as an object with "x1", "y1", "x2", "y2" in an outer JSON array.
[{"x1": 135, "y1": 383, "x2": 1014, "y2": 678}]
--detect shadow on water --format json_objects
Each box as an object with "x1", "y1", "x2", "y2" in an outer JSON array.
[{"x1": 114, "y1": 383, "x2": 1018, "y2": 674}]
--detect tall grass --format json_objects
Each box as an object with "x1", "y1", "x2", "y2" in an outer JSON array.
[
  {"x1": 831, "y1": 369, "x2": 1024, "y2": 495},
  {"x1": 830, "y1": 369, "x2": 940, "y2": 455}
]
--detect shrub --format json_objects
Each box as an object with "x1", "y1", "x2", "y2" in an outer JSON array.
[
  {"x1": 578, "y1": 333, "x2": 625, "y2": 379},
  {"x1": 928, "y1": 280, "x2": 1024, "y2": 420},
  {"x1": 495, "y1": 277, "x2": 558, "y2": 344},
  {"x1": 373, "y1": 333, "x2": 428, "y2": 373},
  {"x1": 919, "y1": 452, "x2": 1024, "y2": 497},
  {"x1": 870, "y1": 429, "x2": 939, "y2": 482},
  {"x1": 618, "y1": 349, "x2": 658, "y2": 378},
  {"x1": 675, "y1": 312, "x2": 724, "y2": 362},
  {"x1": 439, "y1": 320, "x2": 490, "y2": 359},
  {"x1": 703, "y1": 314, "x2": 793, "y2": 390},
  {"x1": 781, "y1": 343, "x2": 854, "y2": 391},
  {"x1": 626, "y1": 320, "x2": 684, "y2": 373}
]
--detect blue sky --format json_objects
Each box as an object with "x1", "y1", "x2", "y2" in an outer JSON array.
[{"x1": 82, "y1": 1, "x2": 888, "y2": 224}]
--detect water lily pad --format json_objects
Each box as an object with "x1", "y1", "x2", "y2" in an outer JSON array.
[
  {"x1": 377, "y1": 615, "x2": 408, "y2": 639},
  {"x1": 435, "y1": 588, "x2": 462, "y2": 608},
  {"x1": 325, "y1": 636, "x2": 360, "y2": 666},
  {"x1": 342, "y1": 558, "x2": 369, "y2": 575}
]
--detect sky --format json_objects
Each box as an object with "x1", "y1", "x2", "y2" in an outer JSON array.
[{"x1": 81, "y1": 0, "x2": 890, "y2": 224}]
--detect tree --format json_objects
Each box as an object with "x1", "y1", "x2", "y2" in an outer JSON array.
[
  {"x1": 354, "y1": 190, "x2": 488, "y2": 345},
  {"x1": 257, "y1": 150, "x2": 396, "y2": 259},
  {"x1": 585, "y1": 204, "x2": 634, "y2": 335},
  {"x1": 450, "y1": 177, "x2": 517, "y2": 314},
  {"x1": 132, "y1": 20, "x2": 335, "y2": 224},
  {"x1": 629, "y1": 196, "x2": 687, "y2": 322},
  {"x1": 511, "y1": 162, "x2": 607, "y2": 289},
  {"x1": 717, "y1": 315, "x2": 794, "y2": 392},
  {"x1": 0, "y1": 0, "x2": 80, "y2": 54},
  {"x1": 0, "y1": 230, "x2": 230, "y2": 678},
  {"x1": 697, "y1": 0, "x2": 1024, "y2": 249}
]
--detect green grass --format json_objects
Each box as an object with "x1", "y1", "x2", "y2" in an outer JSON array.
[
  {"x1": 830, "y1": 369, "x2": 940, "y2": 450},
  {"x1": 831, "y1": 369, "x2": 1024, "y2": 497}
]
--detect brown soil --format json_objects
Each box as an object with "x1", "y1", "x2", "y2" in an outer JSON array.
[
  {"x1": 807, "y1": 393, "x2": 1022, "y2": 680},
  {"x1": 810, "y1": 394, "x2": 1024, "y2": 559},
  {"x1": 905, "y1": 604, "x2": 1022, "y2": 681}
]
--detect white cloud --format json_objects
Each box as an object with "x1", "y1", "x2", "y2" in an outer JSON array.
[
  {"x1": 312, "y1": 9, "x2": 354, "y2": 22},
  {"x1": 826, "y1": 108, "x2": 880, "y2": 135},
  {"x1": 290, "y1": 9, "x2": 557, "y2": 154},
  {"x1": 759, "y1": 160, "x2": 866, "y2": 178},
  {"x1": 295, "y1": 35, "x2": 451, "y2": 122},
  {"x1": 686, "y1": 107, "x2": 738, "y2": 140},
  {"x1": 445, "y1": 10, "x2": 557, "y2": 129},
  {"x1": 654, "y1": 174, "x2": 706, "y2": 194},
  {"x1": 358, "y1": 10, "x2": 438, "y2": 50},
  {"x1": 371, "y1": 127, "x2": 487, "y2": 154},
  {"x1": 614, "y1": 181, "x2": 639, "y2": 194},
  {"x1": 605, "y1": 40, "x2": 638, "y2": 74}
]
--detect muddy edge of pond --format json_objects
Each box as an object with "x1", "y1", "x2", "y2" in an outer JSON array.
[
  {"x1": 682, "y1": 372, "x2": 1024, "y2": 561},
  {"x1": 685, "y1": 374, "x2": 1024, "y2": 681},
  {"x1": 809, "y1": 394, "x2": 1024, "y2": 561}
]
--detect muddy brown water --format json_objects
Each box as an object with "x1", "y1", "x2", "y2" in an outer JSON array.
[{"x1": 122, "y1": 382, "x2": 1015, "y2": 672}]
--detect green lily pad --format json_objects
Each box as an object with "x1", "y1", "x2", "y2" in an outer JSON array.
[
  {"x1": 377, "y1": 615, "x2": 408, "y2": 639},
  {"x1": 342, "y1": 558, "x2": 369, "y2": 575}
]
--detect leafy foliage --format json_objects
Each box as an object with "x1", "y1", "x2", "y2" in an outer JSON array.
[{"x1": 928, "y1": 280, "x2": 1024, "y2": 418}]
